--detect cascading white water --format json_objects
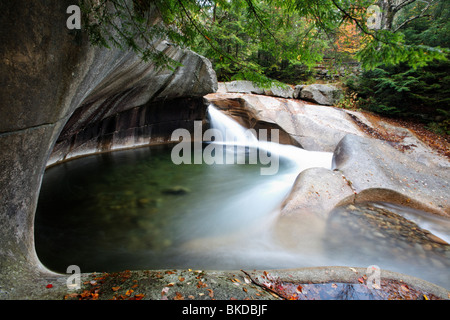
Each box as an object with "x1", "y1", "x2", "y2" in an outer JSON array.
[
  {"x1": 203, "y1": 105, "x2": 450, "y2": 289},
  {"x1": 36, "y1": 103, "x2": 450, "y2": 288},
  {"x1": 207, "y1": 104, "x2": 333, "y2": 175}
]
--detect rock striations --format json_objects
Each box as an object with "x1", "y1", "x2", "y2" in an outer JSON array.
[{"x1": 0, "y1": 0, "x2": 217, "y2": 295}]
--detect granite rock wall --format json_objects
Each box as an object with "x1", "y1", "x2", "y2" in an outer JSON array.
[{"x1": 0, "y1": 0, "x2": 217, "y2": 295}]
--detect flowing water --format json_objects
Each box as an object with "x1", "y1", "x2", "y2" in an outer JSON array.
[{"x1": 35, "y1": 105, "x2": 450, "y2": 289}]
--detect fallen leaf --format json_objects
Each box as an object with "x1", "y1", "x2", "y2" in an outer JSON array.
[
  {"x1": 112, "y1": 286, "x2": 121, "y2": 292},
  {"x1": 349, "y1": 267, "x2": 358, "y2": 273},
  {"x1": 174, "y1": 292, "x2": 184, "y2": 300},
  {"x1": 244, "y1": 277, "x2": 251, "y2": 284},
  {"x1": 188, "y1": 295, "x2": 195, "y2": 299},
  {"x1": 133, "y1": 294, "x2": 145, "y2": 300},
  {"x1": 46, "y1": 284, "x2": 53, "y2": 289},
  {"x1": 423, "y1": 294, "x2": 429, "y2": 300},
  {"x1": 400, "y1": 285, "x2": 409, "y2": 292},
  {"x1": 296, "y1": 285, "x2": 303, "y2": 293},
  {"x1": 178, "y1": 276, "x2": 185, "y2": 282},
  {"x1": 126, "y1": 289, "x2": 134, "y2": 296},
  {"x1": 207, "y1": 289, "x2": 214, "y2": 298},
  {"x1": 331, "y1": 283, "x2": 338, "y2": 289},
  {"x1": 358, "y1": 277, "x2": 365, "y2": 284},
  {"x1": 131, "y1": 284, "x2": 138, "y2": 288}
]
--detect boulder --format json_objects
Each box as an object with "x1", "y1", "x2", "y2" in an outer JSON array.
[
  {"x1": 221, "y1": 80, "x2": 294, "y2": 99},
  {"x1": 223, "y1": 80, "x2": 264, "y2": 95},
  {"x1": 332, "y1": 134, "x2": 450, "y2": 216},
  {"x1": 293, "y1": 85, "x2": 304, "y2": 99},
  {"x1": 280, "y1": 167, "x2": 355, "y2": 218},
  {"x1": 263, "y1": 85, "x2": 294, "y2": 99},
  {"x1": 299, "y1": 84, "x2": 343, "y2": 106}
]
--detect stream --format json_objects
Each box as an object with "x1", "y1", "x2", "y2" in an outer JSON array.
[{"x1": 35, "y1": 105, "x2": 450, "y2": 289}]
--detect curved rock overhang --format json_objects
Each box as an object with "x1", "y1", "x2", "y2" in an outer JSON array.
[{"x1": 0, "y1": 0, "x2": 217, "y2": 296}]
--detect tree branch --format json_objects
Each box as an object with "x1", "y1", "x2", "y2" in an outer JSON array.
[
  {"x1": 330, "y1": 0, "x2": 384, "y2": 43},
  {"x1": 244, "y1": 0, "x2": 280, "y2": 44},
  {"x1": 175, "y1": 0, "x2": 246, "y2": 68},
  {"x1": 393, "y1": 0, "x2": 434, "y2": 32},
  {"x1": 393, "y1": 0, "x2": 419, "y2": 13}
]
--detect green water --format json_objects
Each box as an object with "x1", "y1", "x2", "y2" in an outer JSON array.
[
  {"x1": 35, "y1": 144, "x2": 298, "y2": 273},
  {"x1": 35, "y1": 144, "x2": 450, "y2": 290}
]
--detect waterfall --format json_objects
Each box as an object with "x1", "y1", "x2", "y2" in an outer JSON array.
[{"x1": 206, "y1": 104, "x2": 333, "y2": 175}]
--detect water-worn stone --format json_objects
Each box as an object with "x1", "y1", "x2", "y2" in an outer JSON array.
[
  {"x1": 204, "y1": 92, "x2": 362, "y2": 152},
  {"x1": 0, "y1": 0, "x2": 217, "y2": 296},
  {"x1": 332, "y1": 134, "x2": 450, "y2": 216},
  {"x1": 280, "y1": 167, "x2": 354, "y2": 219}
]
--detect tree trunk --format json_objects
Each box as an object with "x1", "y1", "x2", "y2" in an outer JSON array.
[{"x1": 377, "y1": 0, "x2": 396, "y2": 30}]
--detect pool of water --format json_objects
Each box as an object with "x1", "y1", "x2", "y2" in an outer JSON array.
[
  {"x1": 35, "y1": 143, "x2": 301, "y2": 273},
  {"x1": 37, "y1": 147, "x2": 450, "y2": 292},
  {"x1": 35, "y1": 143, "x2": 450, "y2": 289},
  {"x1": 36, "y1": 112, "x2": 450, "y2": 295}
]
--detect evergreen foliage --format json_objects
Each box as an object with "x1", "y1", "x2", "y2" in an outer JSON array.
[
  {"x1": 347, "y1": 0, "x2": 450, "y2": 134},
  {"x1": 79, "y1": 0, "x2": 448, "y2": 85},
  {"x1": 79, "y1": 0, "x2": 449, "y2": 134}
]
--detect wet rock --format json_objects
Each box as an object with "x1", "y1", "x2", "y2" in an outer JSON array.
[
  {"x1": 162, "y1": 186, "x2": 190, "y2": 195},
  {"x1": 280, "y1": 167, "x2": 354, "y2": 219},
  {"x1": 324, "y1": 203, "x2": 450, "y2": 268},
  {"x1": 427, "y1": 234, "x2": 449, "y2": 245},
  {"x1": 204, "y1": 92, "x2": 362, "y2": 152}
]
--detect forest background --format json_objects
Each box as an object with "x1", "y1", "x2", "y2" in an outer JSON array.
[{"x1": 80, "y1": 0, "x2": 450, "y2": 136}]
